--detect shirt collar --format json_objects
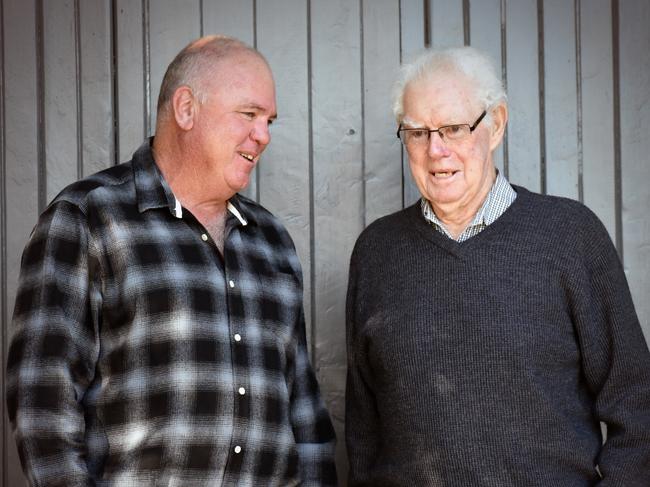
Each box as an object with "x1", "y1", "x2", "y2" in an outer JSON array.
[
  {"x1": 421, "y1": 170, "x2": 516, "y2": 234},
  {"x1": 133, "y1": 138, "x2": 178, "y2": 216},
  {"x1": 472, "y1": 170, "x2": 513, "y2": 226},
  {"x1": 227, "y1": 198, "x2": 249, "y2": 226},
  {"x1": 132, "y1": 138, "x2": 255, "y2": 226}
]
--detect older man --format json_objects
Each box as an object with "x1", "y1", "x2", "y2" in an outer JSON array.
[
  {"x1": 345, "y1": 46, "x2": 650, "y2": 485},
  {"x1": 7, "y1": 35, "x2": 337, "y2": 486}
]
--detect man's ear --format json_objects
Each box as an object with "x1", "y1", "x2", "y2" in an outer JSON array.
[
  {"x1": 172, "y1": 86, "x2": 196, "y2": 131},
  {"x1": 489, "y1": 103, "x2": 508, "y2": 152}
]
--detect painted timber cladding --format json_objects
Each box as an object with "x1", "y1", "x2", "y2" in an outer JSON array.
[{"x1": 1, "y1": 1, "x2": 649, "y2": 485}]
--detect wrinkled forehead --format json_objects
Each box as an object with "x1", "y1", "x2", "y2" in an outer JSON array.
[
  {"x1": 216, "y1": 49, "x2": 272, "y2": 77},
  {"x1": 202, "y1": 50, "x2": 275, "y2": 91},
  {"x1": 402, "y1": 71, "x2": 481, "y2": 123}
]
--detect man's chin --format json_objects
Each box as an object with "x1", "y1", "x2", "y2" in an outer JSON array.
[
  {"x1": 426, "y1": 189, "x2": 465, "y2": 207},
  {"x1": 230, "y1": 179, "x2": 251, "y2": 195}
]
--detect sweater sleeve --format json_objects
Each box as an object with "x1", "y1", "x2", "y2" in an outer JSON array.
[
  {"x1": 570, "y1": 213, "x2": 650, "y2": 485},
  {"x1": 345, "y1": 248, "x2": 381, "y2": 486},
  {"x1": 6, "y1": 201, "x2": 100, "y2": 486}
]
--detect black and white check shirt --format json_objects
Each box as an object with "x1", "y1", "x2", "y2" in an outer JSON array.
[{"x1": 7, "y1": 140, "x2": 337, "y2": 486}]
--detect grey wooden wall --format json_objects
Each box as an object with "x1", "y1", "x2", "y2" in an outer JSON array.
[{"x1": 1, "y1": 1, "x2": 649, "y2": 485}]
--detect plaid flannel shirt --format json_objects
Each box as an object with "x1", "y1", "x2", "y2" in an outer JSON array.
[{"x1": 7, "y1": 140, "x2": 337, "y2": 486}]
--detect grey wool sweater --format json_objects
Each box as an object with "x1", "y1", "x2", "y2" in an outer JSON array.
[{"x1": 345, "y1": 185, "x2": 650, "y2": 486}]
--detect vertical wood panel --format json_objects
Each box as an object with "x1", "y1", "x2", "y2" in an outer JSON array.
[
  {"x1": 619, "y1": 0, "x2": 650, "y2": 340},
  {"x1": 363, "y1": 0, "x2": 402, "y2": 225},
  {"x1": 43, "y1": 0, "x2": 79, "y2": 201},
  {"x1": 255, "y1": 0, "x2": 313, "y2": 348},
  {"x1": 505, "y1": 0, "x2": 541, "y2": 192},
  {"x1": 201, "y1": 0, "x2": 257, "y2": 201},
  {"x1": 469, "y1": 0, "x2": 505, "y2": 174},
  {"x1": 0, "y1": 0, "x2": 5, "y2": 476},
  {"x1": 311, "y1": 0, "x2": 363, "y2": 480},
  {"x1": 148, "y1": 0, "x2": 201, "y2": 132},
  {"x1": 430, "y1": 0, "x2": 464, "y2": 47},
  {"x1": 544, "y1": 0, "x2": 579, "y2": 199},
  {"x1": 115, "y1": 0, "x2": 146, "y2": 161},
  {"x1": 580, "y1": 0, "x2": 616, "y2": 239},
  {"x1": 80, "y1": 0, "x2": 113, "y2": 175},
  {"x1": 400, "y1": 0, "x2": 426, "y2": 207},
  {"x1": 401, "y1": 0, "x2": 426, "y2": 57},
  {"x1": 3, "y1": 0, "x2": 40, "y2": 484},
  {"x1": 2, "y1": 2, "x2": 650, "y2": 485},
  {"x1": 202, "y1": 0, "x2": 254, "y2": 42}
]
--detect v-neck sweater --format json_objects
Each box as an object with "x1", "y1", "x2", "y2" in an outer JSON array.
[{"x1": 345, "y1": 185, "x2": 650, "y2": 486}]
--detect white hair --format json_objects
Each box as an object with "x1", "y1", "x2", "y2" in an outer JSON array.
[{"x1": 392, "y1": 46, "x2": 507, "y2": 123}]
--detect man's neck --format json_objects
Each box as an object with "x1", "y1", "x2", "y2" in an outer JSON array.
[
  {"x1": 430, "y1": 171, "x2": 496, "y2": 240},
  {"x1": 433, "y1": 210, "x2": 478, "y2": 241},
  {"x1": 153, "y1": 131, "x2": 231, "y2": 205},
  {"x1": 152, "y1": 132, "x2": 231, "y2": 253},
  {"x1": 195, "y1": 203, "x2": 228, "y2": 255}
]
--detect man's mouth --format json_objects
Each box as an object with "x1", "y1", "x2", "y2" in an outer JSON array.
[
  {"x1": 239, "y1": 152, "x2": 256, "y2": 162},
  {"x1": 432, "y1": 171, "x2": 458, "y2": 178}
]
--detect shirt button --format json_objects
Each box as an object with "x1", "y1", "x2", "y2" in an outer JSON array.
[
  {"x1": 238, "y1": 387, "x2": 246, "y2": 395},
  {"x1": 234, "y1": 445, "x2": 242, "y2": 454},
  {"x1": 228, "y1": 280, "x2": 235, "y2": 288},
  {"x1": 201, "y1": 233, "x2": 208, "y2": 241},
  {"x1": 234, "y1": 333, "x2": 242, "y2": 342}
]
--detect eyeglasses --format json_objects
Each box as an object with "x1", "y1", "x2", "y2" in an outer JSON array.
[{"x1": 396, "y1": 110, "x2": 487, "y2": 148}]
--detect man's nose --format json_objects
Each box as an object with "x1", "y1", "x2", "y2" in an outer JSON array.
[
  {"x1": 427, "y1": 131, "x2": 450, "y2": 158},
  {"x1": 251, "y1": 120, "x2": 271, "y2": 146}
]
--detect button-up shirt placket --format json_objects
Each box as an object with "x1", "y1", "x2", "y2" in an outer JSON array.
[
  {"x1": 221, "y1": 213, "x2": 250, "y2": 480},
  {"x1": 181, "y1": 202, "x2": 251, "y2": 483}
]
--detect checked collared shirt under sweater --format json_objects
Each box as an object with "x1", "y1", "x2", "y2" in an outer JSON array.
[{"x1": 421, "y1": 170, "x2": 517, "y2": 241}]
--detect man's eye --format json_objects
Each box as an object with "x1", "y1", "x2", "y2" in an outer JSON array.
[
  {"x1": 410, "y1": 130, "x2": 428, "y2": 139},
  {"x1": 441, "y1": 125, "x2": 471, "y2": 140},
  {"x1": 240, "y1": 112, "x2": 255, "y2": 119}
]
